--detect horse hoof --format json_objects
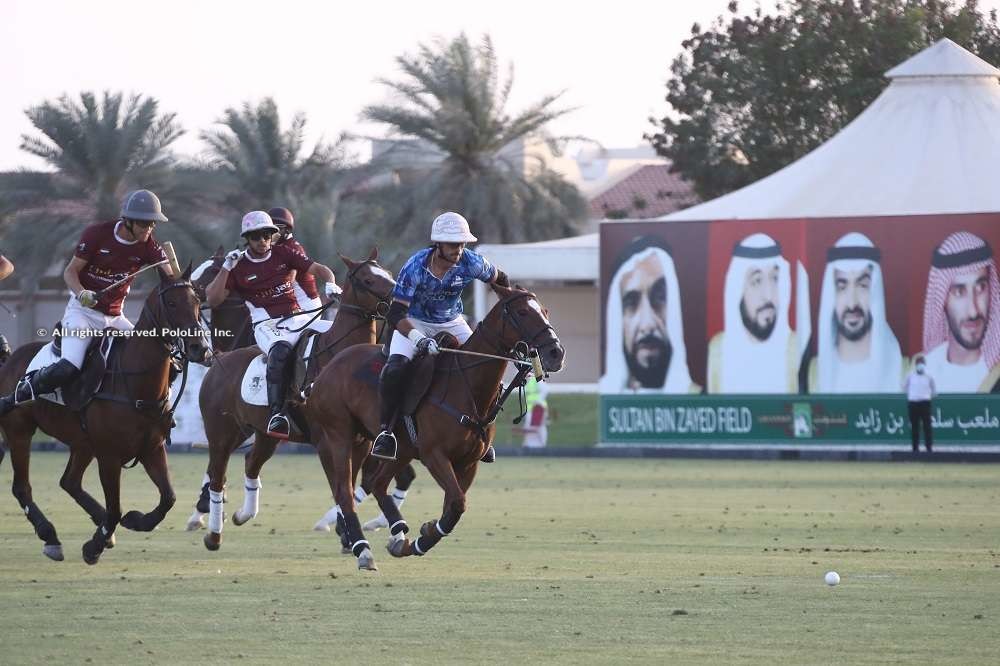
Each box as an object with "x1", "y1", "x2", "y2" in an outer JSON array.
[
  {"x1": 387, "y1": 533, "x2": 408, "y2": 558},
  {"x1": 363, "y1": 515, "x2": 389, "y2": 532},
  {"x1": 231, "y1": 510, "x2": 252, "y2": 527},
  {"x1": 357, "y1": 547, "x2": 378, "y2": 571},
  {"x1": 43, "y1": 544, "x2": 64, "y2": 561},
  {"x1": 82, "y1": 541, "x2": 102, "y2": 565},
  {"x1": 204, "y1": 532, "x2": 221, "y2": 551},
  {"x1": 121, "y1": 511, "x2": 144, "y2": 531},
  {"x1": 312, "y1": 520, "x2": 331, "y2": 532},
  {"x1": 105, "y1": 532, "x2": 116, "y2": 549},
  {"x1": 186, "y1": 513, "x2": 206, "y2": 531},
  {"x1": 419, "y1": 521, "x2": 436, "y2": 539}
]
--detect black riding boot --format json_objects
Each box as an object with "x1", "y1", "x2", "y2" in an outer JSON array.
[
  {"x1": 265, "y1": 342, "x2": 294, "y2": 440},
  {"x1": 0, "y1": 358, "x2": 79, "y2": 417},
  {"x1": 372, "y1": 354, "x2": 408, "y2": 460}
]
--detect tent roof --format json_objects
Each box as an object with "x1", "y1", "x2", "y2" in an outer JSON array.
[
  {"x1": 477, "y1": 234, "x2": 598, "y2": 281},
  {"x1": 660, "y1": 38, "x2": 1000, "y2": 221},
  {"x1": 886, "y1": 37, "x2": 1000, "y2": 79}
]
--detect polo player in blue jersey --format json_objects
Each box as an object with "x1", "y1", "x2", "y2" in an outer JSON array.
[{"x1": 373, "y1": 212, "x2": 510, "y2": 461}]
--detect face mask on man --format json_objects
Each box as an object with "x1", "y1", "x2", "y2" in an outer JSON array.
[{"x1": 916, "y1": 363, "x2": 926, "y2": 374}]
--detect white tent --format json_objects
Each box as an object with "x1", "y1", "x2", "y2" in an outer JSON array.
[{"x1": 660, "y1": 38, "x2": 1000, "y2": 221}]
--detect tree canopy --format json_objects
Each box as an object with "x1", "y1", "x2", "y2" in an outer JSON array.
[
  {"x1": 648, "y1": 0, "x2": 1000, "y2": 201},
  {"x1": 357, "y1": 33, "x2": 588, "y2": 265}
]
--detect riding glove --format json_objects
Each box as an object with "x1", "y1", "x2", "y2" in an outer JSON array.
[
  {"x1": 77, "y1": 290, "x2": 98, "y2": 308},
  {"x1": 416, "y1": 337, "x2": 440, "y2": 356},
  {"x1": 324, "y1": 282, "x2": 343, "y2": 298},
  {"x1": 222, "y1": 250, "x2": 244, "y2": 271}
]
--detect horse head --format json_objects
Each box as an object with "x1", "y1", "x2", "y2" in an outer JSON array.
[
  {"x1": 484, "y1": 284, "x2": 565, "y2": 374},
  {"x1": 338, "y1": 247, "x2": 396, "y2": 316},
  {"x1": 143, "y1": 263, "x2": 210, "y2": 364}
]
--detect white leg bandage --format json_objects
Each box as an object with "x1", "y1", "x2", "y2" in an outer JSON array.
[
  {"x1": 238, "y1": 476, "x2": 261, "y2": 521},
  {"x1": 354, "y1": 487, "x2": 368, "y2": 505},
  {"x1": 392, "y1": 488, "x2": 408, "y2": 508},
  {"x1": 208, "y1": 489, "x2": 225, "y2": 533}
]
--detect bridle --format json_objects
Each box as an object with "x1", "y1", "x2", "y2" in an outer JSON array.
[{"x1": 475, "y1": 291, "x2": 559, "y2": 361}]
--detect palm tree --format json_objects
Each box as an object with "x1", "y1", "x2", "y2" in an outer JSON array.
[
  {"x1": 359, "y1": 33, "x2": 587, "y2": 263},
  {"x1": 200, "y1": 98, "x2": 353, "y2": 258},
  {"x1": 0, "y1": 91, "x2": 186, "y2": 298}
]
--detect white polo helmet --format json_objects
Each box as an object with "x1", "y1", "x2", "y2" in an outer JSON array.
[
  {"x1": 241, "y1": 210, "x2": 280, "y2": 237},
  {"x1": 430, "y1": 212, "x2": 477, "y2": 243}
]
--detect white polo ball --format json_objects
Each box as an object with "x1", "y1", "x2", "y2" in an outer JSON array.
[{"x1": 825, "y1": 571, "x2": 840, "y2": 586}]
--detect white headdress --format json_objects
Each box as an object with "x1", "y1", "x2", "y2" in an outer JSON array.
[
  {"x1": 720, "y1": 233, "x2": 792, "y2": 393},
  {"x1": 817, "y1": 232, "x2": 902, "y2": 392},
  {"x1": 600, "y1": 244, "x2": 692, "y2": 393}
]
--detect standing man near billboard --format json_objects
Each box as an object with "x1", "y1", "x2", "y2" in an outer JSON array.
[
  {"x1": 922, "y1": 231, "x2": 1000, "y2": 393},
  {"x1": 811, "y1": 232, "x2": 903, "y2": 393},
  {"x1": 600, "y1": 236, "x2": 697, "y2": 394},
  {"x1": 903, "y1": 353, "x2": 936, "y2": 452},
  {"x1": 707, "y1": 233, "x2": 798, "y2": 393}
]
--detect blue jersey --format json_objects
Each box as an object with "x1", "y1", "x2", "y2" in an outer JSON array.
[{"x1": 393, "y1": 247, "x2": 496, "y2": 323}]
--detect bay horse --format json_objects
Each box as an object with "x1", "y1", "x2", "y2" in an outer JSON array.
[
  {"x1": 306, "y1": 284, "x2": 565, "y2": 570},
  {"x1": 0, "y1": 266, "x2": 208, "y2": 563},
  {"x1": 196, "y1": 249, "x2": 397, "y2": 550}
]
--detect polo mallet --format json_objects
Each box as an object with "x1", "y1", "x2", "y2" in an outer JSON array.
[
  {"x1": 97, "y1": 241, "x2": 182, "y2": 295},
  {"x1": 437, "y1": 346, "x2": 547, "y2": 380},
  {"x1": 0, "y1": 300, "x2": 16, "y2": 319}
]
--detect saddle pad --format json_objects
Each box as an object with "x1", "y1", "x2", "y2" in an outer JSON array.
[{"x1": 240, "y1": 354, "x2": 268, "y2": 406}]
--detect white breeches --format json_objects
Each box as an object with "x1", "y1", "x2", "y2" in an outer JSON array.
[{"x1": 387, "y1": 316, "x2": 473, "y2": 360}]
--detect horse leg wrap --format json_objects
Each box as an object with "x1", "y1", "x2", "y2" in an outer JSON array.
[
  {"x1": 208, "y1": 489, "x2": 225, "y2": 533},
  {"x1": 196, "y1": 479, "x2": 211, "y2": 514},
  {"x1": 380, "y1": 498, "x2": 406, "y2": 530},
  {"x1": 25, "y1": 503, "x2": 59, "y2": 545},
  {"x1": 343, "y1": 512, "x2": 368, "y2": 557},
  {"x1": 396, "y1": 464, "x2": 416, "y2": 490},
  {"x1": 354, "y1": 487, "x2": 367, "y2": 505},
  {"x1": 389, "y1": 520, "x2": 409, "y2": 536},
  {"x1": 239, "y1": 476, "x2": 261, "y2": 519},
  {"x1": 391, "y1": 488, "x2": 407, "y2": 508},
  {"x1": 438, "y1": 513, "x2": 459, "y2": 535},
  {"x1": 318, "y1": 504, "x2": 339, "y2": 527}
]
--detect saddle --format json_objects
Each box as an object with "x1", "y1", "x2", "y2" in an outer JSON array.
[{"x1": 400, "y1": 331, "x2": 461, "y2": 417}]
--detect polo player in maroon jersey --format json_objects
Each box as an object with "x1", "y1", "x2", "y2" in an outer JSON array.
[
  {"x1": 203, "y1": 210, "x2": 341, "y2": 439},
  {"x1": 268, "y1": 207, "x2": 323, "y2": 312},
  {"x1": 0, "y1": 190, "x2": 175, "y2": 416}
]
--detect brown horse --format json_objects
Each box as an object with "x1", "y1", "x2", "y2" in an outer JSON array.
[
  {"x1": 197, "y1": 250, "x2": 397, "y2": 550},
  {"x1": 0, "y1": 267, "x2": 208, "y2": 563},
  {"x1": 306, "y1": 284, "x2": 565, "y2": 570}
]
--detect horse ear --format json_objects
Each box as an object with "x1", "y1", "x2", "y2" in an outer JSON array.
[
  {"x1": 339, "y1": 253, "x2": 357, "y2": 270},
  {"x1": 368, "y1": 246, "x2": 378, "y2": 261},
  {"x1": 181, "y1": 261, "x2": 193, "y2": 281}
]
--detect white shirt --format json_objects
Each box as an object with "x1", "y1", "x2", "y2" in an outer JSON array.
[{"x1": 904, "y1": 371, "x2": 936, "y2": 402}]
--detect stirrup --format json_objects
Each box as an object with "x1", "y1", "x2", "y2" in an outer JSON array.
[
  {"x1": 371, "y1": 430, "x2": 397, "y2": 460},
  {"x1": 266, "y1": 413, "x2": 290, "y2": 440},
  {"x1": 480, "y1": 445, "x2": 496, "y2": 464}
]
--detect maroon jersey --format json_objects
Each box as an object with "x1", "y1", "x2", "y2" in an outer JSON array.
[
  {"x1": 74, "y1": 221, "x2": 168, "y2": 316},
  {"x1": 225, "y1": 244, "x2": 314, "y2": 319},
  {"x1": 279, "y1": 237, "x2": 319, "y2": 299}
]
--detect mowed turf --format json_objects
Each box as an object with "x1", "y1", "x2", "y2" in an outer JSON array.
[{"x1": 0, "y1": 453, "x2": 998, "y2": 665}]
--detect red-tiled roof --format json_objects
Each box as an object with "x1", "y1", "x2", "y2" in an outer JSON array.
[{"x1": 589, "y1": 164, "x2": 698, "y2": 219}]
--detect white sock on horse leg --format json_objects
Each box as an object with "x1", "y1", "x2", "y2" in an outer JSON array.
[
  {"x1": 208, "y1": 489, "x2": 225, "y2": 533},
  {"x1": 354, "y1": 487, "x2": 367, "y2": 505},
  {"x1": 240, "y1": 476, "x2": 261, "y2": 519},
  {"x1": 392, "y1": 488, "x2": 407, "y2": 508},
  {"x1": 319, "y1": 505, "x2": 340, "y2": 525}
]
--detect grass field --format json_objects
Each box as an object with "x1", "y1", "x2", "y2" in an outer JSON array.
[{"x1": 1, "y1": 452, "x2": 998, "y2": 665}]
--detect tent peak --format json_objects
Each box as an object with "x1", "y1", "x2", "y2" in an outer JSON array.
[{"x1": 886, "y1": 38, "x2": 1000, "y2": 79}]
